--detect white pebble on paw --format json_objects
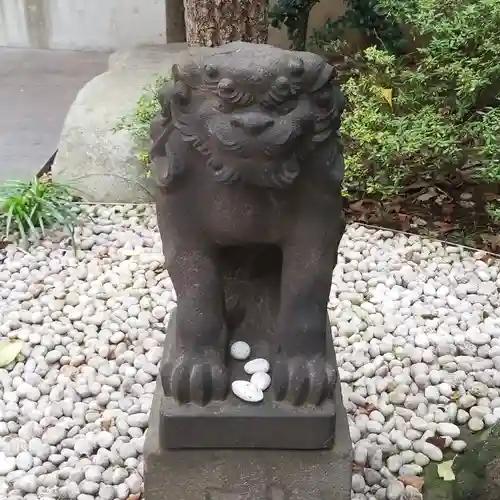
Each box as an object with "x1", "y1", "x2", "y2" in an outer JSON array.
[
  {"x1": 244, "y1": 358, "x2": 270, "y2": 375},
  {"x1": 250, "y1": 372, "x2": 271, "y2": 391},
  {"x1": 230, "y1": 341, "x2": 251, "y2": 360},
  {"x1": 231, "y1": 381, "x2": 264, "y2": 403}
]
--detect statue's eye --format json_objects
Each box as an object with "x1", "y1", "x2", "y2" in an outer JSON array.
[
  {"x1": 217, "y1": 78, "x2": 235, "y2": 96},
  {"x1": 204, "y1": 64, "x2": 218, "y2": 79},
  {"x1": 215, "y1": 81, "x2": 254, "y2": 108}
]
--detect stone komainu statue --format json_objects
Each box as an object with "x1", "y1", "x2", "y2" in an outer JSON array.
[{"x1": 150, "y1": 42, "x2": 346, "y2": 407}]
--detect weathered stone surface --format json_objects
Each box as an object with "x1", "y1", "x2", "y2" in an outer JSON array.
[
  {"x1": 480, "y1": 457, "x2": 500, "y2": 500},
  {"x1": 52, "y1": 44, "x2": 188, "y2": 202},
  {"x1": 150, "y1": 42, "x2": 346, "y2": 418},
  {"x1": 145, "y1": 370, "x2": 353, "y2": 500}
]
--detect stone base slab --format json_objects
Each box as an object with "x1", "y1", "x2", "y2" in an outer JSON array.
[
  {"x1": 158, "y1": 310, "x2": 339, "y2": 450},
  {"x1": 144, "y1": 376, "x2": 352, "y2": 500}
]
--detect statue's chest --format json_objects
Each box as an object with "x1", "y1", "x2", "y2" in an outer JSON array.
[{"x1": 202, "y1": 184, "x2": 292, "y2": 245}]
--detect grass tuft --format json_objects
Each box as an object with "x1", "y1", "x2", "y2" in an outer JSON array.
[{"x1": 0, "y1": 175, "x2": 78, "y2": 249}]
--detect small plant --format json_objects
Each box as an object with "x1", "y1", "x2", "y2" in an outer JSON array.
[
  {"x1": 486, "y1": 201, "x2": 500, "y2": 223},
  {"x1": 114, "y1": 75, "x2": 170, "y2": 172},
  {"x1": 0, "y1": 176, "x2": 78, "y2": 248}
]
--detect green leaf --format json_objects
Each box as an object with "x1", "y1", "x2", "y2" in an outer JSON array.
[
  {"x1": 0, "y1": 339, "x2": 24, "y2": 367},
  {"x1": 437, "y1": 458, "x2": 456, "y2": 481},
  {"x1": 36, "y1": 211, "x2": 46, "y2": 237}
]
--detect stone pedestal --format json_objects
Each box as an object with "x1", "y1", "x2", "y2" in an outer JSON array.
[
  {"x1": 145, "y1": 312, "x2": 352, "y2": 499},
  {"x1": 158, "y1": 311, "x2": 339, "y2": 450},
  {"x1": 144, "y1": 372, "x2": 352, "y2": 500},
  {"x1": 143, "y1": 42, "x2": 352, "y2": 500}
]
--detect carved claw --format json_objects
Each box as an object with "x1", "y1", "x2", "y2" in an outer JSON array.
[
  {"x1": 161, "y1": 352, "x2": 228, "y2": 406},
  {"x1": 272, "y1": 355, "x2": 335, "y2": 406}
]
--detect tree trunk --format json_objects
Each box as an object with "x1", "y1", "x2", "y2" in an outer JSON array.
[{"x1": 183, "y1": 0, "x2": 268, "y2": 47}]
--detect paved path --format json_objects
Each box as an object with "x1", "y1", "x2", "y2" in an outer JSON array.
[{"x1": 0, "y1": 48, "x2": 109, "y2": 183}]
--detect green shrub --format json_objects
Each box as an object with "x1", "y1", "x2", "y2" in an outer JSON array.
[
  {"x1": 0, "y1": 176, "x2": 78, "y2": 248},
  {"x1": 341, "y1": 47, "x2": 465, "y2": 197},
  {"x1": 309, "y1": 0, "x2": 407, "y2": 56},
  {"x1": 114, "y1": 75, "x2": 170, "y2": 172},
  {"x1": 486, "y1": 201, "x2": 500, "y2": 223},
  {"x1": 338, "y1": 0, "x2": 500, "y2": 199},
  {"x1": 468, "y1": 107, "x2": 500, "y2": 185}
]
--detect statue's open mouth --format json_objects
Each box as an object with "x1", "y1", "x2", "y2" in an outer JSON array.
[{"x1": 208, "y1": 152, "x2": 301, "y2": 188}]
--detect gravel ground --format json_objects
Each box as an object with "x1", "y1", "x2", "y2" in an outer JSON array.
[{"x1": 0, "y1": 204, "x2": 499, "y2": 500}]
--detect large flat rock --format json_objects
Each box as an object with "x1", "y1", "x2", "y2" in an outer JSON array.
[{"x1": 52, "y1": 44, "x2": 189, "y2": 203}]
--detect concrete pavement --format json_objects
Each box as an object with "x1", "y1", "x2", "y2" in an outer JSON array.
[{"x1": 0, "y1": 48, "x2": 109, "y2": 183}]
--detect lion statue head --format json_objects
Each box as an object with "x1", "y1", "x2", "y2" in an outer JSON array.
[{"x1": 150, "y1": 42, "x2": 345, "y2": 189}]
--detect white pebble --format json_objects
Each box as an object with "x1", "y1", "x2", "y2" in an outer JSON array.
[
  {"x1": 437, "y1": 423, "x2": 460, "y2": 439},
  {"x1": 414, "y1": 334, "x2": 430, "y2": 349},
  {"x1": 16, "y1": 451, "x2": 34, "y2": 471},
  {"x1": 250, "y1": 372, "x2": 271, "y2": 391},
  {"x1": 244, "y1": 358, "x2": 270, "y2": 375},
  {"x1": 414, "y1": 452, "x2": 430, "y2": 466},
  {"x1": 230, "y1": 341, "x2": 251, "y2": 360},
  {"x1": 387, "y1": 480, "x2": 405, "y2": 500},
  {"x1": 387, "y1": 454, "x2": 403, "y2": 473},
  {"x1": 231, "y1": 381, "x2": 264, "y2": 403},
  {"x1": 468, "y1": 417, "x2": 485, "y2": 432},
  {"x1": 424, "y1": 386, "x2": 440, "y2": 403},
  {"x1": 0, "y1": 455, "x2": 16, "y2": 475},
  {"x1": 410, "y1": 417, "x2": 428, "y2": 432},
  {"x1": 451, "y1": 440, "x2": 467, "y2": 452},
  {"x1": 418, "y1": 441, "x2": 443, "y2": 461},
  {"x1": 14, "y1": 474, "x2": 38, "y2": 493},
  {"x1": 457, "y1": 409, "x2": 470, "y2": 424}
]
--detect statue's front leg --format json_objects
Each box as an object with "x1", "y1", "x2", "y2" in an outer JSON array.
[
  {"x1": 161, "y1": 245, "x2": 228, "y2": 406},
  {"x1": 273, "y1": 209, "x2": 345, "y2": 406}
]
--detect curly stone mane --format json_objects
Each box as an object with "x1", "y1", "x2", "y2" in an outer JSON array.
[{"x1": 150, "y1": 43, "x2": 345, "y2": 189}]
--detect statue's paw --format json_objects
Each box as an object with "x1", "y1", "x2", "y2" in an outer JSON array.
[
  {"x1": 161, "y1": 352, "x2": 228, "y2": 405},
  {"x1": 273, "y1": 355, "x2": 335, "y2": 406}
]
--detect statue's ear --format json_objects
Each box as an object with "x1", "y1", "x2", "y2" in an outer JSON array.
[
  {"x1": 157, "y1": 81, "x2": 176, "y2": 118},
  {"x1": 150, "y1": 115, "x2": 165, "y2": 143},
  {"x1": 171, "y1": 64, "x2": 182, "y2": 82},
  {"x1": 150, "y1": 78, "x2": 191, "y2": 188},
  {"x1": 150, "y1": 130, "x2": 189, "y2": 188}
]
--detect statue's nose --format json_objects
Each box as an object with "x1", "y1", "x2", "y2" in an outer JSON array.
[{"x1": 231, "y1": 114, "x2": 274, "y2": 135}]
